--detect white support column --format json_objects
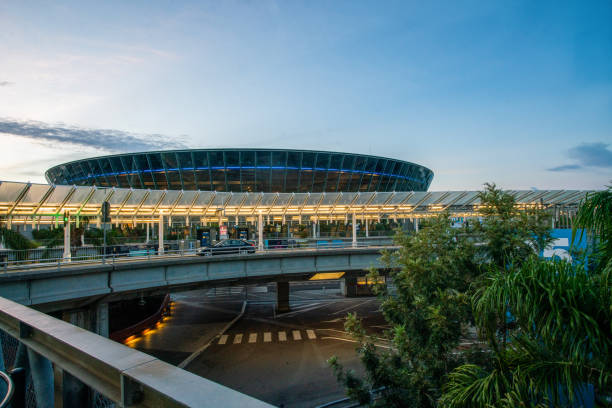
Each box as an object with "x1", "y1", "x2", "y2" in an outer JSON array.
[
  {"x1": 365, "y1": 216, "x2": 369, "y2": 238},
  {"x1": 146, "y1": 222, "x2": 150, "y2": 243},
  {"x1": 312, "y1": 217, "x2": 317, "y2": 238},
  {"x1": 63, "y1": 216, "x2": 71, "y2": 261},
  {"x1": 415, "y1": 218, "x2": 419, "y2": 232},
  {"x1": 258, "y1": 211, "x2": 264, "y2": 251},
  {"x1": 158, "y1": 214, "x2": 164, "y2": 254},
  {"x1": 352, "y1": 212, "x2": 357, "y2": 248}
]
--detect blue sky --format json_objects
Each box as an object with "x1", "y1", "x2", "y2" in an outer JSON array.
[{"x1": 0, "y1": 1, "x2": 610, "y2": 190}]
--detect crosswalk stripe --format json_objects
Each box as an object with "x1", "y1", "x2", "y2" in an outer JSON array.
[
  {"x1": 292, "y1": 330, "x2": 302, "y2": 340},
  {"x1": 264, "y1": 332, "x2": 272, "y2": 342},
  {"x1": 233, "y1": 334, "x2": 243, "y2": 344},
  {"x1": 278, "y1": 331, "x2": 287, "y2": 341},
  {"x1": 218, "y1": 334, "x2": 229, "y2": 345},
  {"x1": 306, "y1": 329, "x2": 316, "y2": 339},
  {"x1": 248, "y1": 333, "x2": 257, "y2": 343}
]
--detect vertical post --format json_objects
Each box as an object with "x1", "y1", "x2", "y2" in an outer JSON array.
[
  {"x1": 158, "y1": 214, "x2": 164, "y2": 255},
  {"x1": 146, "y1": 222, "x2": 150, "y2": 243},
  {"x1": 27, "y1": 348, "x2": 54, "y2": 408},
  {"x1": 63, "y1": 215, "x2": 71, "y2": 261},
  {"x1": 352, "y1": 212, "x2": 357, "y2": 248},
  {"x1": 95, "y1": 302, "x2": 110, "y2": 337},
  {"x1": 365, "y1": 216, "x2": 369, "y2": 238},
  {"x1": 415, "y1": 218, "x2": 419, "y2": 232},
  {"x1": 276, "y1": 281, "x2": 290, "y2": 313},
  {"x1": 312, "y1": 217, "x2": 317, "y2": 238},
  {"x1": 258, "y1": 211, "x2": 264, "y2": 251}
]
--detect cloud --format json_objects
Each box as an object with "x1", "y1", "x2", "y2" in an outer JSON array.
[
  {"x1": 567, "y1": 142, "x2": 612, "y2": 168},
  {"x1": 0, "y1": 81, "x2": 14, "y2": 86},
  {"x1": 0, "y1": 118, "x2": 188, "y2": 153},
  {"x1": 548, "y1": 164, "x2": 582, "y2": 172},
  {"x1": 547, "y1": 142, "x2": 612, "y2": 172}
]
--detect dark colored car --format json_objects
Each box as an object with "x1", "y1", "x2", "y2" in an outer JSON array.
[{"x1": 196, "y1": 239, "x2": 256, "y2": 256}]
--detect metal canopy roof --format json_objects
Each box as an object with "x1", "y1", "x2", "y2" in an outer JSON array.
[{"x1": 0, "y1": 181, "x2": 593, "y2": 221}]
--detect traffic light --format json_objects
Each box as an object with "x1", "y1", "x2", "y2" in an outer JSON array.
[
  {"x1": 63, "y1": 211, "x2": 69, "y2": 225},
  {"x1": 101, "y1": 201, "x2": 111, "y2": 223}
]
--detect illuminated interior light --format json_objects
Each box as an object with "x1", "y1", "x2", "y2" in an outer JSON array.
[{"x1": 309, "y1": 272, "x2": 345, "y2": 280}]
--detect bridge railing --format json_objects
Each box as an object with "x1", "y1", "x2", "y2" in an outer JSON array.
[
  {"x1": 0, "y1": 237, "x2": 395, "y2": 272},
  {"x1": 0, "y1": 296, "x2": 272, "y2": 408}
]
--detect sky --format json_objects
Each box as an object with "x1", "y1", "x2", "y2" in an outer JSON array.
[{"x1": 0, "y1": 1, "x2": 610, "y2": 191}]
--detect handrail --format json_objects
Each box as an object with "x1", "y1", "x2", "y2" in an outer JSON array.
[
  {"x1": 0, "y1": 239, "x2": 395, "y2": 273},
  {"x1": 0, "y1": 371, "x2": 14, "y2": 408},
  {"x1": 0, "y1": 296, "x2": 273, "y2": 407}
]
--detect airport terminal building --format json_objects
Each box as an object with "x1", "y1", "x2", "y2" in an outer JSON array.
[
  {"x1": 45, "y1": 149, "x2": 434, "y2": 193},
  {"x1": 0, "y1": 148, "x2": 588, "y2": 244}
]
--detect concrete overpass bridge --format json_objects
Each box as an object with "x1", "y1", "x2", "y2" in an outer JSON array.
[
  {"x1": 0, "y1": 245, "x2": 389, "y2": 313},
  {"x1": 0, "y1": 246, "x2": 389, "y2": 407}
]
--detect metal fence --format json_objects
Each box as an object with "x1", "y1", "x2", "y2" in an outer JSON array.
[{"x1": 0, "y1": 237, "x2": 394, "y2": 273}]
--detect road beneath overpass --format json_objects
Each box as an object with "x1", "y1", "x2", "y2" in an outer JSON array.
[{"x1": 127, "y1": 282, "x2": 387, "y2": 408}]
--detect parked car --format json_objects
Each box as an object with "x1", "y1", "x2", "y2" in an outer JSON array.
[{"x1": 196, "y1": 239, "x2": 256, "y2": 256}]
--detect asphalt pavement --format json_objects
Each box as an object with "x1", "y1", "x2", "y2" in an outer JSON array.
[{"x1": 133, "y1": 282, "x2": 387, "y2": 407}]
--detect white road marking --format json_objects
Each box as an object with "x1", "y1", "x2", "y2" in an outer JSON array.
[
  {"x1": 218, "y1": 335, "x2": 228, "y2": 345},
  {"x1": 263, "y1": 332, "x2": 272, "y2": 342},
  {"x1": 320, "y1": 336, "x2": 391, "y2": 349},
  {"x1": 278, "y1": 331, "x2": 287, "y2": 341},
  {"x1": 233, "y1": 334, "x2": 243, "y2": 344},
  {"x1": 306, "y1": 329, "x2": 316, "y2": 339},
  {"x1": 332, "y1": 299, "x2": 375, "y2": 315},
  {"x1": 248, "y1": 333, "x2": 257, "y2": 343},
  {"x1": 292, "y1": 330, "x2": 302, "y2": 340}
]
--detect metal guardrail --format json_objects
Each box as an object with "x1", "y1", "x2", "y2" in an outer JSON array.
[
  {"x1": 0, "y1": 238, "x2": 394, "y2": 273},
  {"x1": 0, "y1": 296, "x2": 273, "y2": 408}
]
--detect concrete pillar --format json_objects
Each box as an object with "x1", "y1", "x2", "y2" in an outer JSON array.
[
  {"x1": 276, "y1": 281, "x2": 290, "y2": 313},
  {"x1": 342, "y1": 276, "x2": 357, "y2": 297},
  {"x1": 258, "y1": 211, "x2": 264, "y2": 251},
  {"x1": 63, "y1": 216, "x2": 71, "y2": 261},
  {"x1": 95, "y1": 302, "x2": 109, "y2": 338},
  {"x1": 158, "y1": 214, "x2": 164, "y2": 254},
  {"x1": 60, "y1": 302, "x2": 108, "y2": 407},
  {"x1": 365, "y1": 217, "x2": 369, "y2": 238},
  {"x1": 352, "y1": 212, "x2": 357, "y2": 248},
  {"x1": 415, "y1": 218, "x2": 419, "y2": 232},
  {"x1": 146, "y1": 222, "x2": 150, "y2": 243},
  {"x1": 28, "y1": 348, "x2": 54, "y2": 408}
]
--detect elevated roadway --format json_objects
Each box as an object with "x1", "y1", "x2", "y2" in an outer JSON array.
[{"x1": 0, "y1": 246, "x2": 390, "y2": 310}]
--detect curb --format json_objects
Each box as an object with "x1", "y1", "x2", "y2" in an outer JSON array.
[{"x1": 178, "y1": 300, "x2": 247, "y2": 369}]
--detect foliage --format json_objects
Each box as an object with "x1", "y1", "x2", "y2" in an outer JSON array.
[
  {"x1": 473, "y1": 183, "x2": 554, "y2": 269},
  {"x1": 441, "y1": 258, "x2": 612, "y2": 407},
  {"x1": 443, "y1": 184, "x2": 612, "y2": 407},
  {"x1": 330, "y1": 183, "x2": 557, "y2": 407},
  {"x1": 329, "y1": 213, "x2": 480, "y2": 407},
  {"x1": 0, "y1": 227, "x2": 38, "y2": 250},
  {"x1": 572, "y1": 183, "x2": 612, "y2": 271}
]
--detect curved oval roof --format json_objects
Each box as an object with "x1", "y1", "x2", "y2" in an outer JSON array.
[{"x1": 45, "y1": 148, "x2": 434, "y2": 193}]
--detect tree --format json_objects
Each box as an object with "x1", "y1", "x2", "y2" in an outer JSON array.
[
  {"x1": 473, "y1": 183, "x2": 553, "y2": 270},
  {"x1": 442, "y1": 185, "x2": 612, "y2": 407},
  {"x1": 329, "y1": 183, "x2": 555, "y2": 407},
  {"x1": 329, "y1": 213, "x2": 479, "y2": 407},
  {"x1": 441, "y1": 258, "x2": 611, "y2": 407},
  {"x1": 572, "y1": 184, "x2": 612, "y2": 272}
]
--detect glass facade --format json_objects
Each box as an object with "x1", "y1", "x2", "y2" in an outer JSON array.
[{"x1": 45, "y1": 149, "x2": 434, "y2": 192}]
